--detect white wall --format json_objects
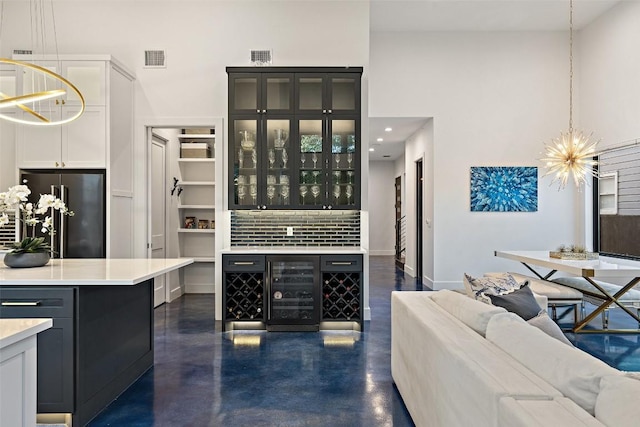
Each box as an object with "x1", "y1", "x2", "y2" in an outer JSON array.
[
  {"x1": 1, "y1": 0, "x2": 370, "y2": 257},
  {"x1": 580, "y1": 0, "x2": 640, "y2": 148},
  {"x1": 368, "y1": 161, "x2": 396, "y2": 255},
  {"x1": 371, "y1": 31, "x2": 579, "y2": 289}
]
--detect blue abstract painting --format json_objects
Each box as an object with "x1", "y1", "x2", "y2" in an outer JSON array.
[{"x1": 470, "y1": 166, "x2": 538, "y2": 212}]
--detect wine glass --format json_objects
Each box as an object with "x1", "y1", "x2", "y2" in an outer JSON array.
[
  {"x1": 347, "y1": 171, "x2": 354, "y2": 184},
  {"x1": 301, "y1": 171, "x2": 309, "y2": 184},
  {"x1": 251, "y1": 149, "x2": 257, "y2": 168},
  {"x1": 333, "y1": 170, "x2": 341, "y2": 184},
  {"x1": 299, "y1": 185, "x2": 308, "y2": 203},
  {"x1": 237, "y1": 184, "x2": 246, "y2": 203},
  {"x1": 335, "y1": 153, "x2": 340, "y2": 169},
  {"x1": 312, "y1": 170, "x2": 320, "y2": 184},
  {"x1": 267, "y1": 185, "x2": 276, "y2": 203},
  {"x1": 238, "y1": 148, "x2": 244, "y2": 168},
  {"x1": 347, "y1": 152, "x2": 353, "y2": 168},
  {"x1": 301, "y1": 153, "x2": 306, "y2": 169},
  {"x1": 312, "y1": 152, "x2": 318, "y2": 168},
  {"x1": 333, "y1": 184, "x2": 341, "y2": 203},
  {"x1": 281, "y1": 148, "x2": 288, "y2": 168},
  {"x1": 268, "y1": 149, "x2": 275, "y2": 169},
  {"x1": 250, "y1": 184, "x2": 258, "y2": 204},
  {"x1": 345, "y1": 185, "x2": 353, "y2": 204},
  {"x1": 280, "y1": 184, "x2": 289, "y2": 204},
  {"x1": 311, "y1": 185, "x2": 321, "y2": 202}
]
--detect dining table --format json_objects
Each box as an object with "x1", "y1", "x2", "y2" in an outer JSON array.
[{"x1": 494, "y1": 250, "x2": 640, "y2": 333}]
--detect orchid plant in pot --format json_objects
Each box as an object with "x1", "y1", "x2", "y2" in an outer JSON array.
[{"x1": 0, "y1": 184, "x2": 73, "y2": 268}]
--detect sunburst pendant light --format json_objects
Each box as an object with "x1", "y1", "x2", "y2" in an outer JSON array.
[
  {"x1": 0, "y1": 0, "x2": 85, "y2": 126},
  {"x1": 541, "y1": 0, "x2": 599, "y2": 190}
]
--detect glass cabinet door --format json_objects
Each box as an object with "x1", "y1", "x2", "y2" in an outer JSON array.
[
  {"x1": 298, "y1": 119, "x2": 325, "y2": 208},
  {"x1": 232, "y1": 119, "x2": 259, "y2": 208},
  {"x1": 329, "y1": 75, "x2": 359, "y2": 113},
  {"x1": 296, "y1": 76, "x2": 324, "y2": 113},
  {"x1": 264, "y1": 75, "x2": 293, "y2": 114},
  {"x1": 230, "y1": 75, "x2": 259, "y2": 113},
  {"x1": 265, "y1": 119, "x2": 291, "y2": 207},
  {"x1": 329, "y1": 119, "x2": 357, "y2": 208}
]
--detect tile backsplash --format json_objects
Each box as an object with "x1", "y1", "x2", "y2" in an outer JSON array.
[{"x1": 231, "y1": 210, "x2": 360, "y2": 247}]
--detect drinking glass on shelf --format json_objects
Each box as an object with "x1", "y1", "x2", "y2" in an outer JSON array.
[
  {"x1": 347, "y1": 152, "x2": 353, "y2": 168},
  {"x1": 333, "y1": 170, "x2": 341, "y2": 184},
  {"x1": 280, "y1": 174, "x2": 289, "y2": 185},
  {"x1": 347, "y1": 171, "x2": 354, "y2": 184},
  {"x1": 268, "y1": 149, "x2": 276, "y2": 169},
  {"x1": 299, "y1": 185, "x2": 308, "y2": 203},
  {"x1": 335, "y1": 153, "x2": 340, "y2": 169},
  {"x1": 312, "y1": 152, "x2": 318, "y2": 168},
  {"x1": 237, "y1": 184, "x2": 246, "y2": 202},
  {"x1": 251, "y1": 149, "x2": 257, "y2": 168},
  {"x1": 301, "y1": 153, "x2": 306, "y2": 169},
  {"x1": 267, "y1": 185, "x2": 276, "y2": 203},
  {"x1": 281, "y1": 148, "x2": 288, "y2": 168},
  {"x1": 311, "y1": 185, "x2": 321, "y2": 202},
  {"x1": 238, "y1": 148, "x2": 244, "y2": 168},
  {"x1": 280, "y1": 184, "x2": 289, "y2": 203},
  {"x1": 312, "y1": 170, "x2": 320, "y2": 184},
  {"x1": 345, "y1": 185, "x2": 353, "y2": 204},
  {"x1": 267, "y1": 175, "x2": 276, "y2": 185},
  {"x1": 249, "y1": 174, "x2": 257, "y2": 184},
  {"x1": 250, "y1": 184, "x2": 258, "y2": 204},
  {"x1": 301, "y1": 171, "x2": 309, "y2": 184},
  {"x1": 333, "y1": 184, "x2": 341, "y2": 203}
]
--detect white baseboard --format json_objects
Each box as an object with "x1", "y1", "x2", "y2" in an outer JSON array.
[{"x1": 368, "y1": 250, "x2": 395, "y2": 256}]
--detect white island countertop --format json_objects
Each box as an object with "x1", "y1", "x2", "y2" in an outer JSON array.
[
  {"x1": 0, "y1": 258, "x2": 194, "y2": 286},
  {"x1": 221, "y1": 247, "x2": 366, "y2": 255},
  {"x1": 0, "y1": 318, "x2": 53, "y2": 349}
]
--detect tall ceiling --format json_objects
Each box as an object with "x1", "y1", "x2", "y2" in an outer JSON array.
[{"x1": 368, "y1": 0, "x2": 622, "y2": 161}]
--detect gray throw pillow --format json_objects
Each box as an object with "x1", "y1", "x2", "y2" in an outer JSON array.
[
  {"x1": 527, "y1": 310, "x2": 574, "y2": 346},
  {"x1": 488, "y1": 284, "x2": 541, "y2": 321}
]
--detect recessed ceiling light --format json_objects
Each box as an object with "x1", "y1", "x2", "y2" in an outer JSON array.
[
  {"x1": 384, "y1": 127, "x2": 392, "y2": 132},
  {"x1": 369, "y1": 147, "x2": 375, "y2": 152},
  {"x1": 376, "y1": 138, "x2": 383, "y2": 142}
]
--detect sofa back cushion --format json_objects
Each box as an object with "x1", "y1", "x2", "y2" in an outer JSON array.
[
  {"x1": 431, "y1": 289, "x2": 506, "y2": 336},
  {"x1": 594, "y1": 375, "x2": 640, "y2": 427},
  {"x1": 486, "y1": 312, "x2": 621, "y2": 415}
]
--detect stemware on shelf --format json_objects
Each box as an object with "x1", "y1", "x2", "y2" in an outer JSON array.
[
  {"x1": 345, "y1": 185, "x2": 353, "y2": 204},
  {"x1": 238, "y1": 184, "x2": 246, "y2": 202},
  {"x1": 335, "y1": 153, "x2": 340, "y2": 169},
  {"x1": 333, "y1": 184, "x2": 341, "y2": 202},
  {"x1": 300, "y1": 185, "x2": 308, "y2": 203},
  {"x1": 311, "y1": 185, "x2": 320, "y2": 202},
  {"x1": 347, "y1": 152, "x2": 353, "y2": 168},
  {"x1": 268, "y1": 149, "x2": 276, "y2": 168},
  {"x1": 251, "y1": 149, "x2": 257, "y2": 168},
  {"x1": 267, "y1": 185, "x2": 276, "y2": 203},
  {"x1": 301, "y1": 171, "x2": 309, "y2": 184},
  {"x1": 250, "y1": 184, "x2": 258, "y2": 204},
  {"x1": 312, "y1": 152, "x2": 318, "y2": 168},
  {"x1": 312, "y1": 170, "x2": 320, "y2": 184},
  {"x1": 281, "y1": 148, "x2": 288, "y2": 168},
  {"x1": 347, "y1": 171, "x2": 354, "y2": 184},
  {"x1": 333, "y1": 170, "x2": 341, "y2": 184},
  {"x1": 301, "y1": 153, "x2": 306, "y2": 169},
  {"x1": 280, "y1": 184, "x2": 289, "y2": 203},
  {"x1": 238, "y1": 148, "x2": 243, "y2": 168}
]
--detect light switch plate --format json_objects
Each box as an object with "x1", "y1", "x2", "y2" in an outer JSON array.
[{"x1": 286, "y1": 226, "x2": 294, "y2": 236}]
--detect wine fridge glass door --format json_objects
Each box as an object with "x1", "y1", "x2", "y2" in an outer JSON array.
[{"x1": 269, "y1": 258, "x2": 318, "y2": 325}]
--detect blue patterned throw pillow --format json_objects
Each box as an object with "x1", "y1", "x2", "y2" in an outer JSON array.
[{"x1": 463, "y1": 273, "x2": 520, "y2": 304}]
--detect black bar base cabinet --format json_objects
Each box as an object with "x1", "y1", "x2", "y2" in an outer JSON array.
[{"x1": 222, "y1": 253, "x2": 363, "y2": 331}]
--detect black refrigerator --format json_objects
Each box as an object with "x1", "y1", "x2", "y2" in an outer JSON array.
[{"x1": 20, "y1": 170, "x2": 106, "y2": 258}]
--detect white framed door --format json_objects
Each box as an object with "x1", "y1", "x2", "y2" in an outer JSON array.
[{"x1": 151, "y1": 133, "x2": 167, "y2": 307}]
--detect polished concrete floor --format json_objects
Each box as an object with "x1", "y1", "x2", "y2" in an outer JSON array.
[{"x1": 88, "y1": 256, "x2": 640, "y2": 426}]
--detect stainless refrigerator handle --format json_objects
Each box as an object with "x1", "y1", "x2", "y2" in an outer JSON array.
[{"x1": 60, "y1": 185, "x2": 66, "y2": 259}]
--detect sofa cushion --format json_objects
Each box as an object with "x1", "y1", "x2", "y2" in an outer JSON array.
[
  {"x1": 431, "y1": 289, "x2": 507, "y2": 336},
  {"x1": 488, "y1": 284, "x2": 541, "y2": 321},
  {"x1": 464, "y1": 273, "x2": 520, "y2": 304},
  {"x1": 527, "y1": 310, "x2": 574, "y2": 346},
  {"x1": 499, "y1": 396, "x2": 606, "y2": 426},
  {"x1": 594, "y1": 375, "x2": 640, "y2": 427},
  {"x1": 486, "y1": 312, "x2": 622, "y2": 415}
]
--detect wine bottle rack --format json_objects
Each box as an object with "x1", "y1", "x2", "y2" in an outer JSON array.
[
  {"x1": 225, "y1": 272, "x2": 265, "y2": 321},
  {"x1": 322, "y1": 272, "x2": 361, "y2": 321}
]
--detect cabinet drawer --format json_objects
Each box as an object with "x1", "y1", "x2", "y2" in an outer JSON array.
[
  {"x1": 0, "y1": 288, "x2": 75, "y2": 318},
  {"x1": 223, "y1": 255, "x2": 266, "y2": 272},
  {"x1": 320, "y1": 255, "x2": 362, "y2": 272}
]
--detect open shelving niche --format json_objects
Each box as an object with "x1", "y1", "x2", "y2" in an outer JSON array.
[{"x1": 177, "y1": 130, "x2": 216, "y2": 293}]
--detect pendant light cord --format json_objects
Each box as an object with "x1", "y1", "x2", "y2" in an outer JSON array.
[{"x1": 569, "y1": 0, "x2": 574, "y2": 133}]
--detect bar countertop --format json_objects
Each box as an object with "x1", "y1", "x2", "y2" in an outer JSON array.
[{"x1": 0, "y1": 258, "x2": 194, "y2": 286}]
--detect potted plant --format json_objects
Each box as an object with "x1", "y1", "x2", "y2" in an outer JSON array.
[{"x1": 0, "y1": 184, "x2": 73, "y2": 268}]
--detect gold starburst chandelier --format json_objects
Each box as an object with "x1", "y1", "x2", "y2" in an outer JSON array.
[{"x1": 541, "y1": 0, "x2": 599, "y2": 189}]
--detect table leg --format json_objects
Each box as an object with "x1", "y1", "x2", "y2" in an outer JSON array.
[
  {"x1": 520, "y1": 263, "x2": 557, "y2": 281},
  {"x1": 572, "y1": 277, "x2": 640, "y2": 333}
]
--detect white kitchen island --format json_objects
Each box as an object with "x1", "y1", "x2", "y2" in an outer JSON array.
[{"x1": 0, "y1": 258, "x2": 193, "y2": 427}]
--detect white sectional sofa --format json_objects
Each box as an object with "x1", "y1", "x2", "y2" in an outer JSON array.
[{"x1": 391, "y1": 290, "x2": 639, "y2": 427}]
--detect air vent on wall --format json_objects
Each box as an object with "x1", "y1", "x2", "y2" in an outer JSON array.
[
  {"x1": 144, "y1": 50, "x2": 166, "y2": 68},
  {"x1": 13, "y1": 49, "x2": 33, "y2": 55},
  {"x1": 251, "y1": 49, "x2": 272, "y2": 66}
]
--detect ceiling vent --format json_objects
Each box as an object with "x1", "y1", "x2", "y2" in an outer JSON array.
[
  {"x1": 144, "y1": 50, "x2": 166, "y2": 68},
  {"x1": 250, "y1": 49, "x2": 272, "y2": 66}
]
